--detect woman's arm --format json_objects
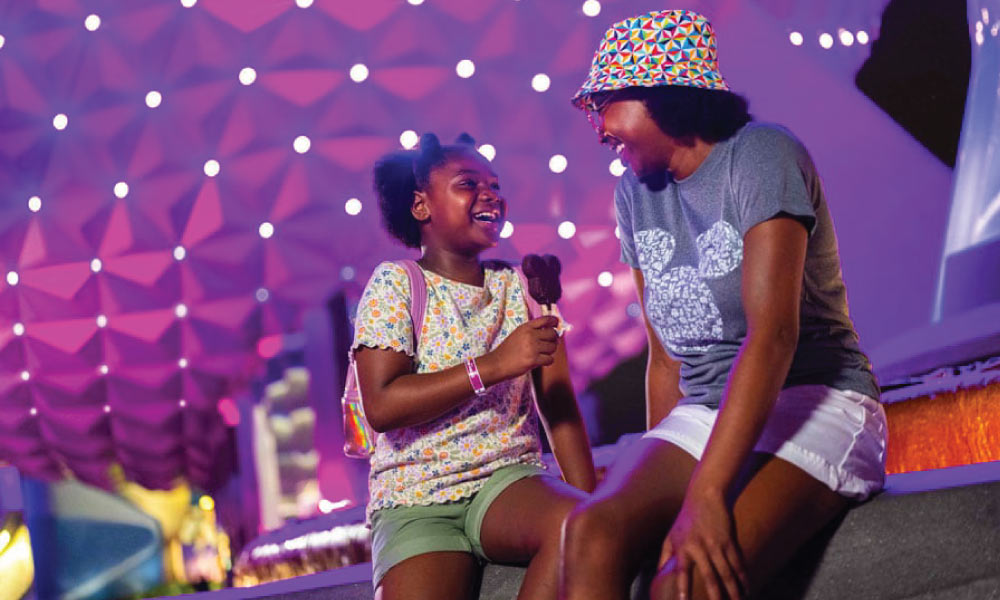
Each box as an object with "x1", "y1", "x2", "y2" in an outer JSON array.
[
  {"x1": 356, "y1": 315, "x2": 560, "y2": 432},
  {"x1": 660, "y1": 216, "x2": 808, "y2": 600},
  {"x1": 534, "y1": 337, "x2": 597, "y2": 492},
  {"x1": 632, "y1": 268, "x2": 683, "y2": 430},
  {"x1": 687, "y1": 216, "x2": 807, "y2": 500}
]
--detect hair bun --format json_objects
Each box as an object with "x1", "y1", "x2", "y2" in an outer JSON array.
[
  {"x1": 418, "y1": 133, "x2": 442, "y2": 154},
  {"x1": 455, "y1": 132, "x2": 476, "y2": 146}
]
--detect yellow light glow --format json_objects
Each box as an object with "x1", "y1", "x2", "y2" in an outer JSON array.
[{"x1": 199, "y1": 495, "x2": 215, "y2": 512}]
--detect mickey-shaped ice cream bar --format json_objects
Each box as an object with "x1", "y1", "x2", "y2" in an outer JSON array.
[{"x1": 521, "y1": 254, "x2": 572, "y2": 336}]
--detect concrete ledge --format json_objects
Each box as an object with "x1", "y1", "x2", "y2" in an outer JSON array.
[{"x1": 176, "y1": 463, "x2": 1000, "y2": 600}]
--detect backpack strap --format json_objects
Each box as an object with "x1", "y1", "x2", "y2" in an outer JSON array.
[
  {"x1": 396, "y1": 259, "x2": 428, "y2": 347},
  {"x1": 512, "y1": 266, "x2": 542, "y2": 319}
]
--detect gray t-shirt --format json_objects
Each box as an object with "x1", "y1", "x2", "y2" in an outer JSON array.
[{"x1": 616, "y1": 122, "x2": 879, "y2": 408}]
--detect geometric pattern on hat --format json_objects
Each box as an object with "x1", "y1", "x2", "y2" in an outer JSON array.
[{"x1": 571, "y1": 10, "x2": 729, "y2": 111}]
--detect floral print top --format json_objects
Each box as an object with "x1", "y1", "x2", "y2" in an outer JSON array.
[{"x1": 352, "y1": 261, "x2": 543, "y2": 519}]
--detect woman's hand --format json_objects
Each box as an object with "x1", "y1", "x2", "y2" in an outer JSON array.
[
  {"x1": 479, "y1": 316, "x2": 559, "y2": 383},
  {"x1": 658, "y1": 490, "x2": 748, "y2": 600}
]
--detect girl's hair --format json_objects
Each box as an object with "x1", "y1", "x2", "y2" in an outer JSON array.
[
  {"x1": 373, "y1": 132, "x2": 478, "y2": 248},
  {"x1": 590, "y1": 85, "x2": 752, "y2": 144}
]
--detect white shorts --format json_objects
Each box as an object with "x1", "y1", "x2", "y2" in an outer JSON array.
[{"x1": 643, "y1": 385, "x2": 888, "y2": 500}]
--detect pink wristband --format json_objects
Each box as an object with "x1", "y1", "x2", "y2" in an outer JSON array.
[{"x1": 465, "y1": 357, "x2": 487, "y2": 396}]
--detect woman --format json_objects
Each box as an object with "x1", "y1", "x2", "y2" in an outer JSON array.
[{"x1": 560, "y1": 10, "x2": 886, "y2": 600}]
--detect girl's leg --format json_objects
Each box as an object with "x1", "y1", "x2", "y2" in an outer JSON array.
[
  {"x1": 561, "y1": 438, "x2": 699, "y2": 600},
  {"x1": 649, "y1": 454, "x2": 850, "y2": 600},
  {"x1": 477, "y1": 474, "x2": 588, "y2": 600},
  {"x1": 376, "y1": 552, "x2": 480, "y2": 600}
]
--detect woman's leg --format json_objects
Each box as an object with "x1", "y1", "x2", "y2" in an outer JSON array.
[
  {"x1": 477, "y1": 474, "x2": 588, "y2": 600},
  {"x1": 561, "y1": 438, "x2": 699, "y2": 600},
  {"x1": 376, "y1": 552, "x2": 481, "y2": 600},
  {"x1": 649, "y1": 454, "x2": 850, "y2": 600}
]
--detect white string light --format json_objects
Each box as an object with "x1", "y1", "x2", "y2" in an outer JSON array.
[
  {"x1": 531, "y1": 73, "x2": 551, "y2": 92},
  {"x1": 239, "y1": 67, "x2": 257, "y2": 85},
  {"x1": 456, "y1": 59, "x2": 476, "y2": 78},
  {"x1": 549, "y1": 154, "x2": 568, "y2": 173},
  {"x1": 145, "y1": 91, "x2": 162, "y2": 108},
  {"x1": 558, "y1": 221, "x2": 576, "y2": 239},
  {"x1": 400, "y1": 130, "x2": 418, "y2": 149},
  {"x1": 349, "y1": 64, "x2": 369, "y2": 83},
  {"x1": 204, "y1": 159, "x2": 220, "y2": 177}
]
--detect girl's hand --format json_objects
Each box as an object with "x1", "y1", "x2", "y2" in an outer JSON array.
[
  {"x1": 658, "y1": 491, "x2": 748, "y2": 600},
  {"x1": 481, "y1": 316, "x2": 559, "y2": 381}
]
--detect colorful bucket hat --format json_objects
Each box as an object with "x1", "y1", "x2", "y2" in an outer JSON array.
[{"x1": 571, "y1": 9, "x2": 729, "y2": 112}]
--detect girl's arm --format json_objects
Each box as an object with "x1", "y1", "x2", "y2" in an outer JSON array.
[
  {"x1": 356, "y1": 315, "x2": 560, "y2": 432},
  {"x1": 631, "y1": 268, "x2": 684, "y2": 430},
  {"x1": 660, "y1": 216, "x2": 808, "y2": 599},
  {"x1": 533, "y1": 337, "x2": 597, "y2": 492}
]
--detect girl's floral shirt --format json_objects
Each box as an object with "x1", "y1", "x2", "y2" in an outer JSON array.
[{"x1": 352, "y1": 261, "x2": 543, "y2": 519}]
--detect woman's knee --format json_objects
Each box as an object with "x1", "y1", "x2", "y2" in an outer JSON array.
[{"x1": 562, "y1": 497, "x2": 629, "y2": 555}]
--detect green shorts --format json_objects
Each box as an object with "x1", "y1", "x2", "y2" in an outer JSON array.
[{"x1": 370, "y1": 463, "x2": 549, "y2": 588}]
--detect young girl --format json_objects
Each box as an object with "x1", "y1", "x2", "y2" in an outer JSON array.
[{"x1": 352, "y1": 133, "x2": 596, "y2": 600}]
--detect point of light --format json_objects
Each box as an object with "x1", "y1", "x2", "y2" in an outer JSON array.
[
  {"x1": 319, "y1": 498, "x2": 350, "y2": 513},
  {"x1": 609, "y1": 158, "x2": 626, "y2": 176},
  {"x1": 28, "y1": 196, "x2": 41, "y2": 212},
  {"x1": 199, "y1": 495, "x2": 215, "y2": 511},
  {"x1": 259, "y1": 222, "x2": 274, "y2": 239},
  {"x1": 582, "y1": 0, "x2": 601, "y2": 17},
  {"x1": 456, "y1": 59, "x2": 476, "y2": 78},
  {"x1": 549, "y1": 154, "x2": 568, "y2": 173},
  {"x1": 293, "y1": 135, "x2": 311, "y2": 154},
  {"x1": 6, "y1": 271, "x2": 18, "y2": 286},
  {"x1": 90, "y1": 258, "x2": 102, "y2": 273},
  {"x1": 295, "y1": 0, "x2": 313, "y2": 7},
  {"x1": 145, "y1": 90, "x2": 162, "y2": 108},
  {"x1": 96, "y1": 314, "x2": 108, "y2": 328},
  {"x1": 113, "y1": 181, "x2": 129, "y2": 198},
  {"x1": 477, "y1": 144, "x2": 496, "y2": 161},
  {"x1": 407, "y1": 0, "x2": 425, "y2": 4},
  {"x1": 20, "y1": 371, "x2": 30, "y2": 382},
  {"x1": 400, "y1": 130, "x2": 418, "y2": 149},
  {"x1": 103, "y1": 404, "x2": 111, "y2": 413},
  {"x1": 557, "y1": 221, "x2": 576, "y2": 239},
  {"x1": 819, "y1": 33, "x2": 834, "y2": 49},
  {"x1": 84, "y1": 14, "x2": 101, "y2": 31},
  {"x1": 239, "y1": 67, "x2": 257, "y2": 85},
  {"x1": 203, "y1": 159, "x2": 220, "y2": 177},
  {"x1": 178, "y1": 357, "x2": 188, "y2": 368},
  {"x1": 614, "y1": 226, "x2": 620, "y2": 239},
  {"x1": 856, "y1": 30, "x2": 869, "y2": 44},
  {"x1": 340, "y1": 266, "x2": 356, "y2": 280},
  {"x1": 53, "y1": 114, "x2": 68, "y2": 130},
  {"x1": 13, "y1": 322, "x2": 24, "y2": 336},
  {"x1": 99, "y1": 364, "x2": 109, "y2": 375},
  {"x1": 500, "y1": 221, "x2": 514, "y2": 239},
  {"x1": 29, "y1": 407, "x2": 37, "y2": 416},
  {"x1": 531, "y1": 73, "x2": 551, "y2": 92},
  {"x1": 597, "y1": 271, "x2": 614, "y2": 287},
  {"x1": 175, "y1": 303, "x2": 188, "y2": 318},
  {"x1": 180, "y1": 0, "x2": 197, "y2": 7},
  {"x1": 255, "y1": 287, "x2": 269, "y2": 302},
  {"x1": 345, "y1": 198, "x2": 362, "y2": 216},
  {"x1": 173, "y1": 245, "x2": 186, "y2": 260},
  {"x1": 0, "y1": 35, "x2": 5, "y2": 50},
  {"x1": 789, "y1": 31, "x2": 803, "y2": 46},
  {"x1": 626, "y1": 302, "x2": 641, "y2": 318},
  {"x1": 838, "y1": 29, "x2": 854, "y2": 46},
  {"x1": 349, "y1": 63, "x2": 369, "y2": 83}
]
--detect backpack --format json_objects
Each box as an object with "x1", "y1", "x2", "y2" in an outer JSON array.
[{"x1": 342, "y1": 259, "x2": 541, "y2": 459}]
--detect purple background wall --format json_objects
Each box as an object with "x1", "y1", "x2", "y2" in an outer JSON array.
[{"x1": 0, "y1": 0, "x2": 958, "y2": 491}]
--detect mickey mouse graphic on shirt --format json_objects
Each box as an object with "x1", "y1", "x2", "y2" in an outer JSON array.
[{"x1": 636, "y1": 220, "x2": 743, "y2": 353}]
